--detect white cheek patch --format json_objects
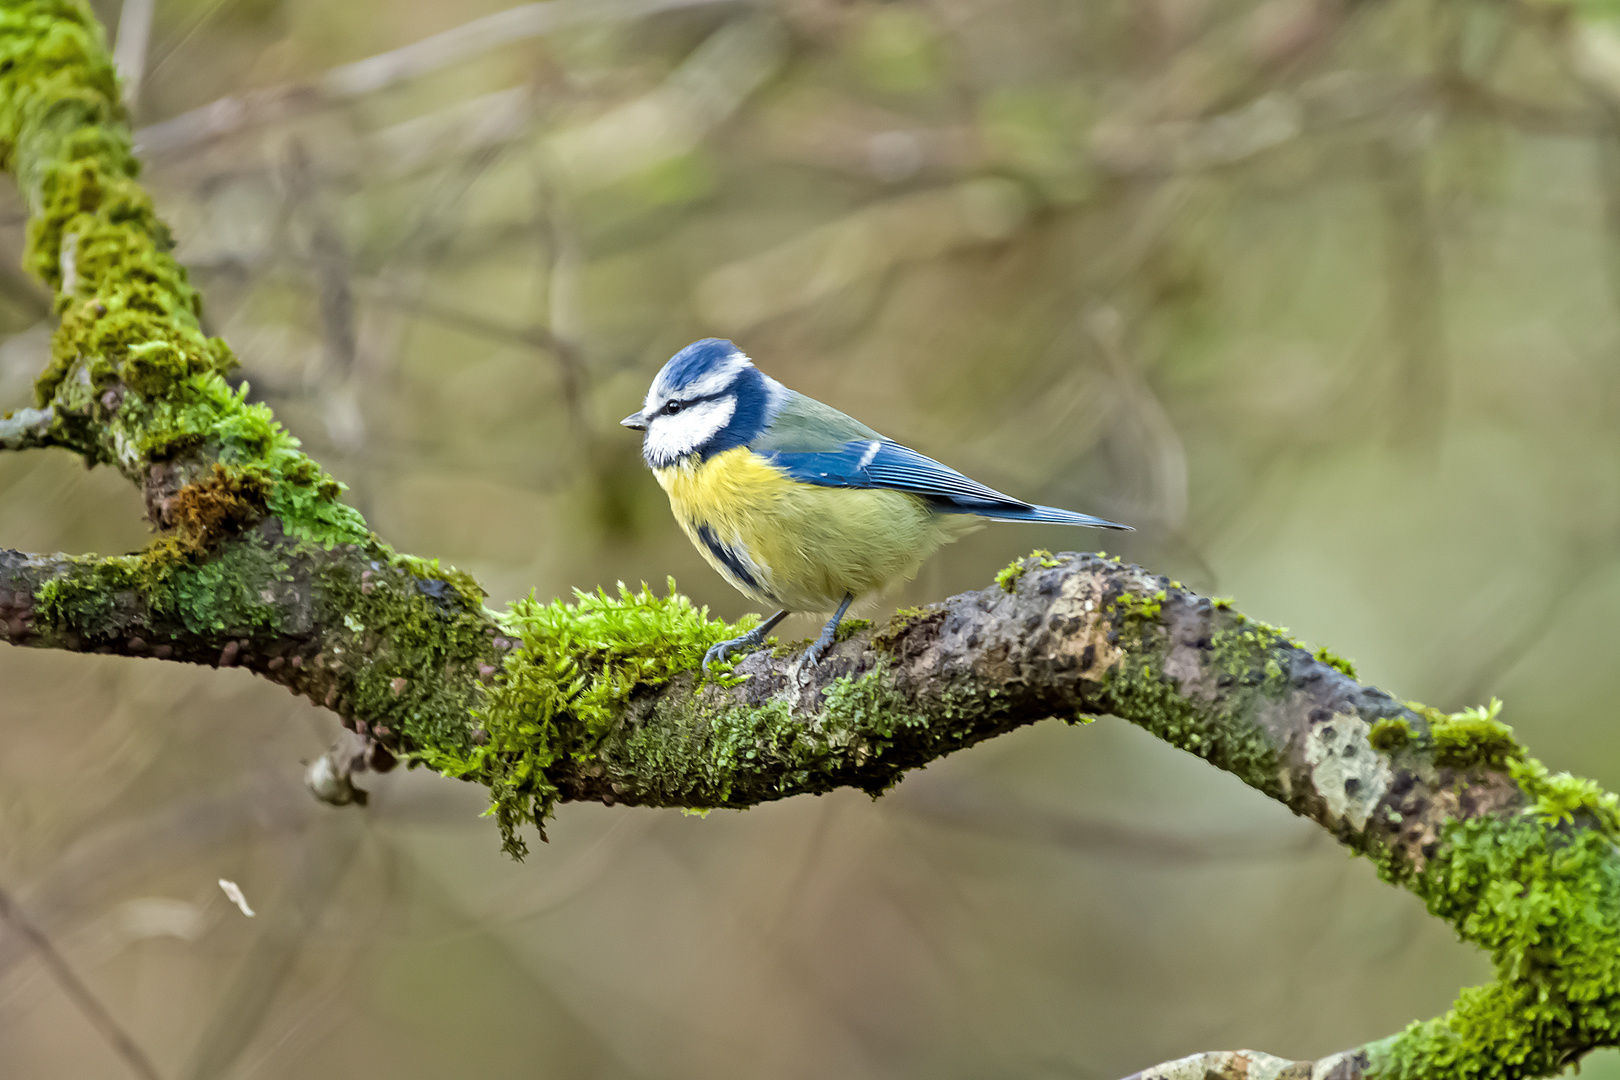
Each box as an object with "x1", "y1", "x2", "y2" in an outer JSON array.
[{"x1": 645, "y1": 397, "x2": 737, "y2": 463}]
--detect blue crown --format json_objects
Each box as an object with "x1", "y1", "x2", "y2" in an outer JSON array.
[{"x1": 656, "y1": 338, "x2": 744, "y2": 395}]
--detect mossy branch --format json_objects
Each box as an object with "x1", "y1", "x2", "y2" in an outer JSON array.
[{"x1": 4, "y1": 4, "x2": 1620, "y2": 1079}]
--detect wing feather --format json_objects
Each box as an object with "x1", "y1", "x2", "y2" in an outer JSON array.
[
  {"x1": 748, "y1": 390, "x2": 1129, "y2": 529},
  {"x1": 758, "y1": 437, "x2": 1129, "y2": 529},
  {"x1": 748, "y1": 388, "x2": 880, "y2": 454}
]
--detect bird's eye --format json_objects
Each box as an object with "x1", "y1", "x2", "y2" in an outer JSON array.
[{"x1": 663, "y1": 401, "x2": 683, "y2": 415}]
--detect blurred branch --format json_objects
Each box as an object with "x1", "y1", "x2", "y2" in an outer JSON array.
[
  {"x1": 110, "y1": 0, "x2": 154, "y2": 110},
  {"x1": 0, "y1": 881, "x2": 164, "y2": 1080},
  {"x1": 7, "y1": 5, "x2": 1620, "y2": 1080},
  {"x1": 1086, "y1": 305, "x2": 1189, "y2": 531},
  {"x1": 181, "y1": 819, "x2": 361, "y2": 1080},
  {"x1": 279, "y1": 139, "x2": 365, "y2": 453},
  {"x1": 1374, "y1": 133, "x2": 1447, "y2": 451},
  {"x1": 543, "y1": 13, "x2": 788, "y2": 193},
  {"x1": 0, "y1": 405, "x2": 54, "y2": 450},
  {"x1": 893, "y1": 777, "x2": 1318, "y2": 863},
  {"x1": 133, "y1": 0, "x2": 744, "y2": 157},
  {"x1": 696, "y1": 178, "x2": 1030, "y2": 332},
  {"x1": 0, "y1": 774, "x2": 315, "y2": 986}
]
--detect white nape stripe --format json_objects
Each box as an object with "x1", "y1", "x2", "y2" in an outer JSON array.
[
  {"x1": 857, "y1": 439, "x2": 881, "y2": 469},
  {"x1": 681, "y1": 350, "x2": 751, "y2": 399},
  {"x1": 643, "y1": 396, "x2": 737, "y2": 464},
  {"x1": 759, "y1": 373, "x2": 788, "y2": 423}
]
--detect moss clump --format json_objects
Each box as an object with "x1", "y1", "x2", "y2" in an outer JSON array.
[
  {"x1": 1313, "y1": 646, "x2": 1357, "y2": 678},
  {"x1": 1383, "y1": 700, "x2": 1619, "y2": 835},
  {"x1": 128, "y1": 377, "x2": 367, "y2": 547},
  {"x1": 1508, "y1": 757, "x2": 1620, "y2": 835},
  {"x1": 1426, "y1": 699, "x2": 1523, "y2": 772},
  {"x1": 395, "y1": 554, "x2": 487, "y2": 611},
  {"x1": 1370, "y1": 715, "x2": 1414, "y2": 752},
  {"x1": 872, "y1": 604, "x2": 941, "y2": 654},
  {"x1": 834, "y1": 616, "x2": 873, "y2": 643},
  {"x1": 1373, "y1": 817, "x2": 1620, "y2": 1080},
  {"x1": 421, "y1": 581, "x2": 747, "y2": 858},
  {"x1": 1207, "y1": 623, "x2": 1291, "y2": 684},
  {"x1": 996, "y1": 548, "x2": 1061, "y2": 592},
  {"x1": 0, "y1": 1, "x2": 218, "y2": 402},
  {"x1": 167, "y1": 463, "x2": 269, "y2": 550},
  {"x1": 1112, "y1": 589, "x2": 1165, "y2": 622}
]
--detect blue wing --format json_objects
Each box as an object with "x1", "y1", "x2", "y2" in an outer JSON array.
[{"x1": 759, "y1": 437, "x2": 1130, "y2": 529}]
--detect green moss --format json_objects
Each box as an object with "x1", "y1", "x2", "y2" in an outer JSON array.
[
  {"x1": 395, "y1": 554, "x2": 487, "y2": 611},
  {"x1": 1508, "y1": 757, "x2": 1620, "y2": 835},
  {"x1": 1207, "y1": 624, "x2": 1284, "y2": 682},
  {"x1": 996, "y1": 548, "x2": 1061, "y2": 591},
  {"x1": 418, "y1": 581, "x2": 749, "y2": 858},
  {"x1": 0, "y1": 1, "x2": 368, "y2": 550},
  {"x1": 0, "y1": 0, "x2": 218, "y2": 405},
  {"x1": 34, "y1": 534, "x2": 290, "y2": 639},
  {"x1": 1426, "y1": 699, "x2": 1524, "y2": 772},
  {"x1": 608, "y1": 662, "x2": 937, "y2": 812},
  {"x1": 872, "y1": 604, "x2": 941, "y2": 653},
  {"x1": 833, "y1": 616, "x2": 873, "y2": 643},
  {"x1": 1111, "y1": 589, "x2": 1166, "y2": 622},
  {"x1": 1313, "y1": 645, "x2": 1357, "y2": 678},
  {"x1": 1370, "y1": 716, "x2": 1414, "y2": 752},
  {"x1": 1371, "y1": 818, "x2": 1620, "y2": 1080},
  {"x1": 1099, "y1": 593, "x2": 1283, "y2": 795}
]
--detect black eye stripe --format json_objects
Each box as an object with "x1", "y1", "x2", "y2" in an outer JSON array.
[{"x1": 657, "y1": 390, "x2": 730, "y2": 416}]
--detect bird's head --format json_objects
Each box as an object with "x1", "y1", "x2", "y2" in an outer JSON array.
[{"x1": 622, "y1": 338, "x2": 777, "y2": 467}]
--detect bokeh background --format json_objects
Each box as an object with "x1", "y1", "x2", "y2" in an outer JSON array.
[{"x1": 2, "y1": 0, "x2": 1619, "y2": 1075}]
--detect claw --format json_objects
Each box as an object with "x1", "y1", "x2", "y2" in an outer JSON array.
[
  {"x1": 702, "y1": 635, "x2": 753, "y2": 673},
  {"x1": 803, "y1": 593, "x2": 854, "y2": 668},
  {"x1": 803, "y1": 627, "x2": 836, "y2": 667},
  {"x1": 704, "y1": 609, "x2": 790, "y2": 675}
]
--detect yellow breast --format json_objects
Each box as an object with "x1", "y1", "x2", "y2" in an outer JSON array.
[{"x1": 655, "y1": 448, "x2": 958, "y2": 613}]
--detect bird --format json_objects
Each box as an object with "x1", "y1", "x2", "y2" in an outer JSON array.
[{"x1": 621, "y1": 338, "x2": 1131, "y2": 671}]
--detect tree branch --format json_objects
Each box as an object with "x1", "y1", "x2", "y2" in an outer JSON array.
[
  {"x1": 5, "y1": 4, "x2": 1620, "y2": 1079},
  {"x1": 0, "y1": 404, "x2": 53, "y2": 449}
]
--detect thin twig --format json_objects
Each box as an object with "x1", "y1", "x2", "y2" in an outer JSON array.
[
  {"x1": 111, "y1": 0, "x2": 156, "y2": 110},
  {"x1": 0, "y1": 881, "x2": 164, "y2": 1080}
]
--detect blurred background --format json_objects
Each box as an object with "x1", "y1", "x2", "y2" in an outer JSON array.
[{"x1": 1, "y1": 0, "x2": 1618, "y2": 1075}]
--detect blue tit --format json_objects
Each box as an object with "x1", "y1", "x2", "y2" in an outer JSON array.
[{"x1": 621, "y1": 338, "x2": 1131, "y2": 670}]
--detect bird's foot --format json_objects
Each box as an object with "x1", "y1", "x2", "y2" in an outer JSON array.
[
  {"x1": 803, "y1": 624, "x2": 839, "y2": 667},
  {"x1": 803, "y1": 593, "x2": 855, "y2": 668},
  {"x1": 702, "y1": 627, "x2": 768, "y2": 673}
]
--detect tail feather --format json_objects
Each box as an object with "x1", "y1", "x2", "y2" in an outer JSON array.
[{"x1": 974, "y1": 503, "x2": 1132, "y2": 530}]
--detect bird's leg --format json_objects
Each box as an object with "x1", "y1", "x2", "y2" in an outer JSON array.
[
  {"x1": 805, "y1": 593, "x2": 855, "y2": 666},
  {"x1": 703, "y1": 609, "x2": 789, "y2": 673}
]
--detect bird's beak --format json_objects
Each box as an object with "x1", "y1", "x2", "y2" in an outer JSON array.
[{"x1": 620, "y1": 411, "x2": 648, "y2": 431}]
